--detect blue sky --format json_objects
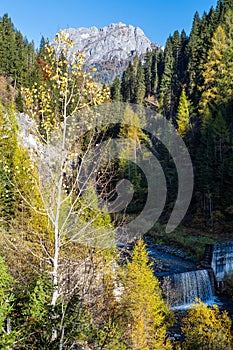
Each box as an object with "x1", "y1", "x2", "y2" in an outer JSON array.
[{"x1": 1, "y1": 0, "x2": 217, "y2": 48}]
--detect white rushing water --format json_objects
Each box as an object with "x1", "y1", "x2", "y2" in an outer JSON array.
[{"x1": 167, "y1": 269, "x2": 216, "y2": 309}]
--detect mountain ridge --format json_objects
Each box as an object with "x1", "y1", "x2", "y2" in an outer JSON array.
[{"x1": 59, "y1": 22, "x2": 158, "y2": 82}]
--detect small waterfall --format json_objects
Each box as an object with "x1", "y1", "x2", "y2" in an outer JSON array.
[
  {"x1": 163, "y1": 269, "x2": 214, "y2": 309},
  {"x1": 210, "y1": 242, "x2": 233, "y2": 283}
]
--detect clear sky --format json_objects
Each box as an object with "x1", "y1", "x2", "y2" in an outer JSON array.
[{"x1": 0, "y1": 0, "x2": 218, "y2": 48}]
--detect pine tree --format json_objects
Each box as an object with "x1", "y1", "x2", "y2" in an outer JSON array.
[
  {"x1": 0, "y1": 14, "x2": 38, "y2": 90},
  {"x1": 121, "y1": 62, "x2": 135, "y2": 102},
  {"x1": 196, "y1": 10, "x2": 233, "y2": 219},
  {"x1": 0, "y1": 15, "x2": 16, "y2": 79},
  {"x1": 39, "y1": 36, "x2": 47, "y2": 53},
  {"x1": 111, "y1": 77, "x2": 122, "y2": 101},
  {"x1": 178, "y1": 30, "x2": 188, "y2": 84},
  {"x1": 186, "y1": 11, "x2": 202, "y2": 101},
  {"x1": 144, "y1": 50, "x2": 153, "y2": 97},
  {"x1": 216, "y1": 0, "x2": 233, "y2": 23},
  {"x1": 186, "y1": 7, "x2": 220, "y2": 107},
  {"x1": 171, "y1": 30, "x2": 183, "y2": 112},
  {"x1": 159, "y1": 37, "x2": 174, "y2": 118},
  {"x1": 135, "y1": 62, "x2": 146, "y2": 104},
  {"x1": 185, "y1": 10, "x2": 216, "y2": 106},
  {"x1": 212, "y1": 108, "x2": 231, "y2": 207},
  {"x1": 14, "y1": 31, "x2": 27, "y2": 88},
  {"x1": 172, "y1": 30, "x2": 181, "y2": 72},
  {"x1": 221, "y1": 9, "x2": 233, "y2": 97},
  {"x1": 151, "y1": 49, "x2": 159, "y2": 95}
]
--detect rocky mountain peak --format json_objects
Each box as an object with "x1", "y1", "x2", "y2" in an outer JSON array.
[
  {"x1": 62, "y1": 22, "x2": 153, "y2": 65},
  {"x1": 58, "y1": 22, "x2": 157, "y2": 82}
]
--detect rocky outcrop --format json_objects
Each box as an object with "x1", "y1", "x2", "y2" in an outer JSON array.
[
  {"x1": 62, "y1": 22, "x2": 154, "y2": 64},
  {"x1": 16, "y1": 113, "x2": 44, "y2": 159},
  {"x1": 58, "y1": 22, "x2": 158, "y2": 81}
]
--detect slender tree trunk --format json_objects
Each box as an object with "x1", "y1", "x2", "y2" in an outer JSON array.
[
  {"x1": 7, "y1": 317, "x2": 12, "y2": 350},
  {"x1": 51, "y1": 99, "x2": 68, "y2": 343}
]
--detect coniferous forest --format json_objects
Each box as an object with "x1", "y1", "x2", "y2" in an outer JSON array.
[
  {"x1": 0, "y1": 1, "x2": 233, "y2": 349},
  {"x1": 111, "y1": 0, "x2": 233, "y2": 232}
]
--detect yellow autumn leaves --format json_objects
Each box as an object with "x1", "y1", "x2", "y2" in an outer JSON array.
[{"x1": 22, "y1": 30, "x2": 110, "y2": 134}]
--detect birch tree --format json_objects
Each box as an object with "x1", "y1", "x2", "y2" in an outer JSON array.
[{"x1": 1, "y1": 31, "x2": 115, "y2": 346}]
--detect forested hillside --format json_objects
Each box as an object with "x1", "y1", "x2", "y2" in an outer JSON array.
[
  {"x1": 0, "y1": 0, "x2": 233, "y2": 349},
  {"x1": 111, "y1": 0, "x2": 233, "y2": 231},
  {"x1": 0, "y1": 14, "x2": 36, "y2": 87}
]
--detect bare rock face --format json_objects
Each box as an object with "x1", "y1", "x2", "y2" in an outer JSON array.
[
  {"x1": 59, "y1": 23, "x2": 157, "y2": 82},
  {"x1": 63, "y1": 22, "x2": 153, "y2": 64}
]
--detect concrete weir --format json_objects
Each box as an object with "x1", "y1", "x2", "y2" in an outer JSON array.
[{"x1": 204, "y1": 241, "x2": 233, "y2": 285}]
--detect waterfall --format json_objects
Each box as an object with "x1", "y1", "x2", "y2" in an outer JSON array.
[
  {"x1": 163, "y1": 269, "x2": 214, "y2": 309},
  {"x1": 210, "y1": 242, "x2": 233, "y2": 283}
]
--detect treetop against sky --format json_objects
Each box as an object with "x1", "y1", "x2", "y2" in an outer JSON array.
[{"x1": 1, "y1": 0, "x2": 217, "y2": 47}]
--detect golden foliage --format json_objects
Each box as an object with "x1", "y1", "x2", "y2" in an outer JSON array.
[
  {"x1": 182, "y1": 299, "x2": 232, "y2": 350},
  {"x1": 22, "y1": 30, "x2": 110, "y2": 134},
  {"x1": 120, "y1": 239, "x2": 172, "y2": 350}
]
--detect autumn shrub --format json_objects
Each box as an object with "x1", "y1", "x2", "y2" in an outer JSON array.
[{"x1": 181, "y1": 299, "x2": 232, "y2": 350}]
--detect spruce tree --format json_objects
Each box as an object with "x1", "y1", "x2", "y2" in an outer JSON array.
[
  {"x1": 144, "y1": 49, "x2": 153, "y2": 97},
  {"x1": 159, "y1": 37, "x2": 174, "y2": 118},
  {"x1": 14, "y1": 31, "x2": 27, "y2": 88},
  {"x1": 221, "y1": 9, "x2": 233, "y2": 97},
  {"x1": 151, "y1": 49, "x2": 159, "y2": 96},
  {"x1": 179, "y1": 30, "x2": 188, "y2": 83},
  {"x1": 0, "y1": 14, "x2": 38, "y2": 90},
  {"x1": 111, "y1": 77, "x2": 122, "y2": 102},
  {"x1": 135, "y1": 61, "x2": 146, "y2": 105},
  {"x1": 172, "y1": 30, "x2": 181, "y2": 72},
  {"x1": 121, "y1": 62, "x2": 135, "y2": 102},
  {"x1": 0, "y1": 15, "x2": 16, "y2": 79},
  {"x1": 186, "y1": 11, "x2": 202, "y2": 101},
  {"x1": 171, "y1": 30, "x2": 183, "y2": 112}
]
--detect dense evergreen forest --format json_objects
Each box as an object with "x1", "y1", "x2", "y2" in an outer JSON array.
[
  {"x1": 111, "y1": 0, "x2": 233, "y2": 232},
  {"x1": 0, "y1": 0, "x2": 233, "y2": 349}
]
